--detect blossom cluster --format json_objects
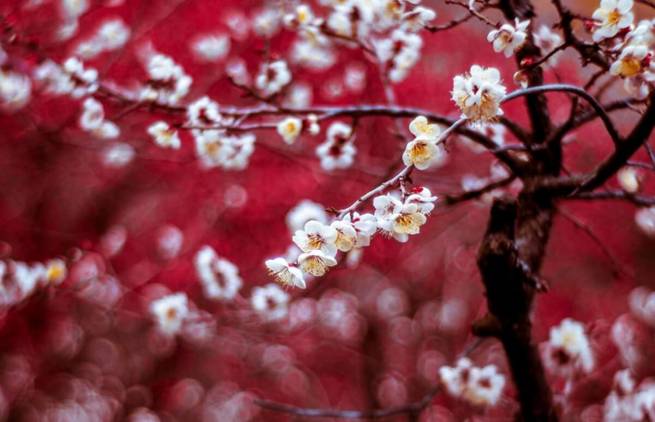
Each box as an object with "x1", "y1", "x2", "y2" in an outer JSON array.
[
  {"x1": 588, "y1": 0, "x2": 655, "y2": 99},
  {"x1": 604, "y1": 369, "x2": 655, "y2": 421},
  {"x1": 438, "y1": 357, "x2": 506, "y2": 407},
  {"x1": 277, "y1": 1, "x2": 436, "y2": 82},
  {"x1": 266, "y1": 182, "x2": 436, "y2": 289}
]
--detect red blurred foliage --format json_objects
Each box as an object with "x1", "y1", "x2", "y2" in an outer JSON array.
[{"x1": 0, "y1": 0, "x2": 654, "y2": 421}]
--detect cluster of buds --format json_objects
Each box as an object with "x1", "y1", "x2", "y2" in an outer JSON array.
[{"x1": 33, "y1": 57, "x2": 98, "y2": 99}]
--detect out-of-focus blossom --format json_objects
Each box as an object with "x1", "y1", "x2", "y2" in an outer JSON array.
[
  {"x1": 487, "y1": 19, "x2": 530, "y2": 58},
  {"x1": 191, "y1": 34, "x2": 230, "y2": 62},
  {"x1": 635, "y1": 206, "x2": 655, "y2": 236},
  {"x1": 251, "y1": 283, "x2": 289, "y2": 320},
  {"x1": 534, "y1": 25, "x2": 563, "y2": 66},
  {"x1": 148, "y1": 121, "x2": 181, "y2": 149},
  {"x1": 542, "y1": 318, "x2": 595, "y2": 378},
  {"x1": 276, "y1": 117, "x2": 303, "y2": 144},
  {"x1": 194, "y1": 246, "x2": 242, "y2": 301},
  {"x1": 286, "y1": 200, "x2": 328, "y2": 232},
  {"x1": 0, "y1": 70, "x2": 31, "y2": 111},
  {"x1": 150, "y1": 293, "x2": 190, "y2": 335},
  {"x1": 439, "y1": 358, "x2": 506, "y2": 406},
  {"x1": 316, "y1": 122, "x2": 356, "y2": 171},
  {"x1": 255, "y1": 60, "x2": 291, "y2": 97},
  {"x1": 140, "y1": 53, "x2": 192, "y2": 105}
]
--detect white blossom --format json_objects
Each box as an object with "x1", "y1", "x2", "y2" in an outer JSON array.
[
  {"x1": 292, "y1": 220, "x2": 338, "y2": 257},
  {"x1": 266, "y1": 258, "x2": 306, "y2": 289},
  {"x1": 635, "y1": 206, "x2": 655, "y2": 236},
  {"x1": 276, "y1": 117, "x2": 303, "y2": 144},
  {"x1": 79, "y1": 98, "x2": 120, "y2": 139},
  {"x1": 0, "y1": 70, "x2": 31, "y2": 111},
  {"x1": 592, "y1": 0, "x2": 634, "y2": 42},
  {"x1": 404, "y1": 186, "x2": 438, "y2": 214},
  {"x1": 330, "y1": 220, "x2": 358, "y2": 252},
  {"x1": 487, "y1": 19, "x2": 530, "y2": 58},
  {"x1": 148, "y1": 121, "x2": 181, "y2": 149},
  {"x1": 452, "y1": 65, "x2": 507, "y2": 122},
  {"x1": 297, "y1": 249, "x2": 338, "y2": 277},
  {"x1": 542, "y1": 318, "x2": 595, "y2": 378},
  {"x1": 150, "y1": 293, "x2": 189, "y2": 335},
  {"x1": 140, "y1": 53, "x2": 192, "y2": 105},
  {"x1": 439, "y1": 358, "x2": 505, "y2": 407},
  {"x1": 316, "y1": 122, "x2": 356, "y2": 171},
  {"x1": 610, "y1": 45, "x2": 651, "y2": 78},
  {"x1": 618, "y1": 167, "x2": 641, "y2": 193},
  {"x1": 534, "y1": 25, "x2": 563, "y2": 66},
  {"x1": 191, "y1": 34, "x2": 230, "y2": 62},
  {"x1": 251, "y1": 284, "x2": 289, "y2": 320},
  {"x1": 194, "y1": 246, "x2": 242, "y2": 300},
  {"x1": 255, "y1": 60, "x2": 291, "y2": 97},
  {"x1": 61, "y1": 57, "x2": 99, "y2": 98},
  {"x1": 187, "y1": 96, "x2": 222, "y2": 127},
  {"x1": 252, "y1": 8, "x2": 282, "y2": 38}
]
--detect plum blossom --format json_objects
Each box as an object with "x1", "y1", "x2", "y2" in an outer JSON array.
[
  {"x1": 439, "y1": 358, "x2": 505, "y2": 407},
  {"x1": 150, "y1": 293, "x2": 190, "y2": 335},
  {"x1": 603, "y1": 369, "x2": 655, "y2": 421},
  {"x1": 194, "y1": 131, "x2": 256, "y2": 170},
  {"x1": 542, "y1": 318, "x2": 595, "y2": 378},
  {"x1": 76, "y1": 18, "x2": 130, "y2": 58},
  {"x1": 618, "y1": 167, "x2": 641, "y2": 193},
  {"x1": 592, "y1": 0, "x2": 634, "y2": 42},
  {"x1": 534, "y1": 25, "x2": 563, "y2": 66},
  {"x1": 194, "y1": 246, "x2": 243, "y2": 300},
  {"x1": 0, "y1": 70, "x2": 31, "y2": 111},
  {"x1": 452, "y1": 65, "x2": 507, "y2": 122},
  {"x1": 404, "y1": 187, "x2": 438, "y2": 214},
  {"x1": 255, "y1": 60, "x2": 292, "y2": 97},
  {"x1": 63, "y1": 58, "x2": 99, "y2": 98},
  {"x1": 403, "y1": 116, "x2": 442, "y2": 170},
  {"x1": 276, "y1": 117, "x2": 303, "y2": 144},
  {"x1": 487, "y1": 19, "x2": 530, "y2": 58},
  {"x1": 191, "y1": 34, "x2": 230, "y2": 62},
  {"x1": 611, "y1": 45, "x2": 651, "y2": 78},
  {"x1": 330, "y1": 220, "x2": 358, "y2": 252},
  {"x1": 79, "y1": 98, "x2": 120, "y2": 139},
  {"x1": 374, "y1": 194, "x2": 427, "y2": 243},
  {"x1": 187, "y1": 97, "x2": 223, "y2": 128},
  {"x1": 375, "y1": 29, "x2": 423, "y2": 83},
  {"x1": 265, "y1": 258, "x2": 306, "y2": 289},
  {"x1": 316, "y1": 122, "x2": 356, "y2": 171},
  {"x1": 297, "y1": 250, "x2": 338, "y2": 276},
  {"x1": 292, "y1": 220, "x2": 338, "y2": 257},
  {"x1": 402, "y1": 6, "x2": 437, "y2": 32},
  {"x1": 251, "y1": 284, "x2": 289, "y2": 320},
  {"x1": 635, "y1": 206, "x2": 655, "y2": 236},
  {"x1": 342, "y1": 212, "x2": 378, "y2": 248},
  {"x1": 148, "y1": 121, "x2": 181, "y2": 149},
  {"x1": 140, "y1": 53, "x2": 192, "y2": 105}
]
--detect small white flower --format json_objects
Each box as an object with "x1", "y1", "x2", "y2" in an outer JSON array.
[
  {"x1": 330, "y1": 220, "x2": 358, "y2": 252},
  {"x1": 610, "y1": 45, "x2": 650, "y2": 78},
  {"x1": 402, "y1": 6, "x2": 437, "y2": 32},
  {"x1": 253, "y1": 8, "x2": 282, "y2": 38},
  {"x1": 635, "y1": 206, "x2": 655, "y2": 236},
  {"x1": 409, "y1": 115, "x2": 440, "y2": 141},
  {"x1": 63, "y1": 57, "x2": 99, "y2": 98},
  {"x1": 298, "y1": 249, "x2": 338, "y2": 277},
  {"x1": 187, "y1": 96, "x2": 222, "y2": 127},
  {"x1": 148, "y1": 121, "x2": 181, "y2": 149},
  {"x1": 266, "y1": 257, "x2": 306, "y2": 289},
  {"x1": 542, "y1": 318, "x2": 595, "y2": 378},
  {"x1": 61, "y1": 0, "x2": 89, "y2": 19},
  {"x1": 374, "y1": 195, "x2": 426, "y2": 243},
  {"x1": 452, "y1": 65, "x2": 507, "y2": 122},
  {"x1": 255, "y1": 60, "x2": 291, "y2": 97},
  {"x1": 150, "y1": 293, "x2": 189, "y2": 335},
  {"x1": 343, "y1": 212, "x2": 378, "y2": 247},
  {"x1": 194, "y1": 246, "x2": 242, "y2": 300},
  {"x1": 402, "y1": 137, "x2": 441, "y2": 170},
  {"x1": 439, "y1": 358, "x2": 505, "y2": 407},
  {"x1": 96, "y1": 18, "x2": 130, "y2": 51},
  {"x1": 0, "y1": 70, "x2": 31, "y2": 111},
  {"x1": 277, "y1": 117, "x2": 303, "y2": 144},
  {"x1": 79, "y1": 98, "x2": 119, "y2": 139},
  {"x1": 191, "y1": 34, "x2": 230, "y2": 62},
  {"x1": 284, "y1": 4, "x2": 315, "y2": 27},
  {"x1": 43, "y1": 259, "x2": 67, "y2": 285},
  {"x1": 251, "y1": 283, "x2": 289, "y2": 320},
  {"x1": 618, "y1": 167, "x2": 641, "y2": 193},
  {"x1": 141, "y1": 53, "x2": 191, "y2": 105},
  {"x1": 292, "y1": 220, "x2": 338, "y2": 257},
  {"x1": 592, "y1": 0, "x2": 634, "y2": 42},
  {"x1": 487, "y1": 19, "x2": 530, "y2": 58},
  {"x1": 534, "y1": 25, "x2": 563, "y2": 66},
  {"x1": 391, "y1": 203, "x2": 427, "y2": 237},
  {"x1": 405, "y1": 186, "x2": 438, "y2": 214},
  {"x1": 316, "y1": 122, "x2": 356, "y2": 171}
]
